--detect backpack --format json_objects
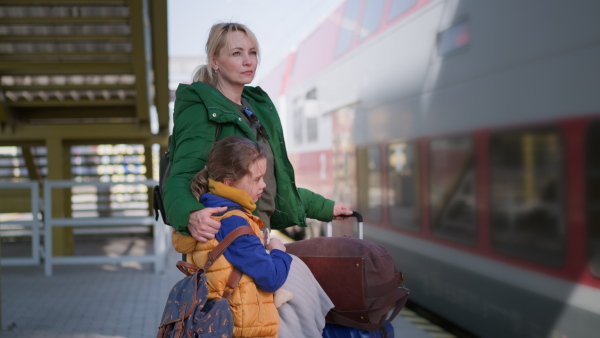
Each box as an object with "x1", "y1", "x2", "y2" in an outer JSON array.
[
  {"x1": 153, "y1": 136, "x2": 171, "y2": 225},
  {"x1": 285, "y1": 236, "x2": 409, "y2": 331},
  {"x1": 153, "y1": 126, "x2": 222, "y2": 225},
  {"x1": 157, "y1": 226, "x2": 255, "y2": 338}
]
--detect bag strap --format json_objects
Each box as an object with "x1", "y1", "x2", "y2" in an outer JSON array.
[
  {"x1": 204, "y1": 226, "x2": 255, "y2": 270},
  {"x1": 175, "y1": 226, "x2": 256, "y2": 299},
  {"x1": 208, "y1": 226, "x2": 254, "y2": 299},
  {"x1": 176, "y1": 226, "x2": 255, "y2": 273},
  {"x1": 222, "y1": 268, "x2": 243, "y2": 299}
]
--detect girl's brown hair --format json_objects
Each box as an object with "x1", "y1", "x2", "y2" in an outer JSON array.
[
  {"x1": 190, "y1": 136, "x2": 267, "y2": 200},
  {"x1": 193, "y1": 22, "x2": 260, "y2": 87}
]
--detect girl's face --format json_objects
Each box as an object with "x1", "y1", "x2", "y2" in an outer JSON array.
[
  {"x1": 228, "y1": 158, "x2": 267, "y2": 202},
  {"x1": 212, "y1": 30, "x2": 258, "y2": 91}
]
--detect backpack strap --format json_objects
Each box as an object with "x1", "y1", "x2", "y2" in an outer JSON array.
[
  {"x1": 209, "y1": 226, "x2": 255, "y2": 299},
  {"x1": 204, "y1": 225, "x2": 255, "y2": 270},
  {"x1": 176, "y1": 226, "x2": 256, "y2": 300}
]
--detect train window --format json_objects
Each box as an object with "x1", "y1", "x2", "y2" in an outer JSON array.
[
  {"x1": 388, "y1": 142, "x2": 420, "y2": 230},
  {"x1": 335, "y1": 0, "x2": 362, "y2": 57},
  {"x1": 293, "y1": 98, "x2": 303, "y2": 144},
  {"x1": 437, "y1": 19, "x2": 470, "y2": 57},
  {"x1": 358, "y1": 0, "x2": 385, "y2": 41},
  {"x1": 429, "y1": 136, "x2": 477, "y2": 245},
  {"x1": 357, "y1": 146, "x2": 382, "y2": 222},
  {"x1": 387, "y1": 0, "x2": 417, "y2": 22},
  {"x1": 306, "y1": 117, "x2": 318, "y2": 142},
  {"x1": 489, "y1": 129, "x2": 565, "y2": 267},
  {"x1": 586, "y1": 122, "x2": 600, "y2": 278}
]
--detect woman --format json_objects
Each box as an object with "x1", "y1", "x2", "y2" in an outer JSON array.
[
  {"x1": 163, "y1": 22, "x2": 352, "y2": 240},
  {"x1": 163, "y1": 22, "x2": 350, "y2": 337}
]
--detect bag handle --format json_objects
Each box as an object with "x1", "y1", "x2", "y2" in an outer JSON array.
[{"x1": 176, "y1": 261, "x2": 201, "y2": 276}]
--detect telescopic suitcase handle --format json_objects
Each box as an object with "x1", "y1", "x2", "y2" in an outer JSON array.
[{"x1": 326, "y1": 211, "x2": 363, "y2": 239}]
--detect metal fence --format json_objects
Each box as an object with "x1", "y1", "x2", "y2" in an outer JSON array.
[
  {"x1": 0, "y1": 181, "x2": 41, "y2": 266},
  {"x1": 0, "y1": 179, "x2": 169, "y2": 276}
]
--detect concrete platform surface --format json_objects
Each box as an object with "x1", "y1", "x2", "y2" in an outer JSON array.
[{"x1": 0, "y1": 234, "x2": 437, "y2": 337}]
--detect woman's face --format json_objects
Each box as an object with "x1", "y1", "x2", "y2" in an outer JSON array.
[
  {"x1": 229, "y1": 158, "x2": 267, "y2": 203},
  {"x1": 212, "y1": 30, "x2": 258, "y2": 91}
]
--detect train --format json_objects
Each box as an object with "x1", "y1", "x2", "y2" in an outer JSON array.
[{"x1": 258, "y1": 0, "x2": 600, "y2": 337}]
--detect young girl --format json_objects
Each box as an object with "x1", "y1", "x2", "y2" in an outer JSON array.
[{"x1": 171, "y1": 136, "x2": 292, "y2": 338}]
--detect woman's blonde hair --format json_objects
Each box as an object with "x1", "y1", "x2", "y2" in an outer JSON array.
[
  {"x1": 193, "y1": 22, "x2": 260, "y2": 87},
  {"x1": 190, "y1": 136, "x2": 268, "y2": 200}
]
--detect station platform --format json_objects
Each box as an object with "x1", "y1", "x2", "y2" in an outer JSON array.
[{"x1": 0, "y1": 233, "x2": 455, "y2": 337}]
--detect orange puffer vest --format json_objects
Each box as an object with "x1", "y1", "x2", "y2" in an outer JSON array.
[{"x1": 171, "y1": 209, "x2": 279, "y2": 338}]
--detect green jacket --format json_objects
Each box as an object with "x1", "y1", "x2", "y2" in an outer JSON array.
[{"x1": 163, "y1": 81, "x2": 335, "y2": 234}]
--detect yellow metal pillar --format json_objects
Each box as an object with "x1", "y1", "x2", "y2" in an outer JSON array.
[{"x1": 46, "y1": 137, "x2": 74, "y2": 256}]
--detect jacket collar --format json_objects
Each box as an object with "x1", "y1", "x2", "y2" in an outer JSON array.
[{"x1": 207, "y1": 178, "x2": 256, "y2": 213}]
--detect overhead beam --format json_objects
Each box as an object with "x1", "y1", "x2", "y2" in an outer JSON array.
[
  {"x1": 0, "y1": 35, "x2": 131, "y2": 42},
  {"x1": 3, "y1": 84, "x2": 135, "y2": 91},
  {"x1": 0, "y1": 0, "x2": 127, "y2": 4},
  {"x1": 1, "y1": 17, "x2": 128, "y2": 24},
  {"x1": 9, "y1": 99, "x2": 136, "y2": 108},
  {"x1": 0, "y1": 123, "x2": 167, "y2": 141},
  {"x1": 15, "y1": 107, "x2": 137, "y2": 125},
  {"x1": 0, "y1": 61, "x2": 133, "y2": 75},
  {"x1": 11, "y1": 106, "x2": 136, "y2": 119},
  {"x1": 129, "y1": 0, "x2": 152, "y2": 129},
  {"x1": 150, "y1": 0, "x2": 170, "y2": 134},
  {"x1": 0, "y1": 52, "x2": 131, "y2": 60}
]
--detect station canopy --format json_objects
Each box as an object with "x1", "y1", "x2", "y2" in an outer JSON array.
[{"x1": 0, "y1": 0, "x2": 170, "y2": 143}]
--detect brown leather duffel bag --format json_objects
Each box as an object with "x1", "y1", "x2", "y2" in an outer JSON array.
[{"x1": 285, "y1": 231, "x2": 409, "y2": 331}]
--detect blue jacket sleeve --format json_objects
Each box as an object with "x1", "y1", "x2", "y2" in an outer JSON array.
[{"x1": 216, "y1": 215, "x2": 292, "y2": 293}]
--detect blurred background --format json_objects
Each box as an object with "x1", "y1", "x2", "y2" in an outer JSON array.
[{"x1": 1, "y1": 1, "x2": 600, "y2": 337}]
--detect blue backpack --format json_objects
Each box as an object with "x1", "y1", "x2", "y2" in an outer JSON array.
[{"x1": 157, "y1": 226, "x2": 254, "y2": 337}]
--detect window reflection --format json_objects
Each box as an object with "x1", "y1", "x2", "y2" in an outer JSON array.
[
  {"x1": 335, "y1": 0, "x2": 361, "y2": 57},
  {"x1": 438, "y1": 19, "x2": 470, "y2": 57},
  {"x1": 429, "y1": 137, "x2": 476, "y2": 244},
  {"x1": 490, "y1": 129, "x2": 564, "y2": 266},
  {"x1": 358, "y1": 0, "x2": 385, "y2": 41},
  {"x1": 388, "y1": 0, "x2": 417, "y2": 21},
  {"x1": 388, "y1": 142, "x2": 420, "y2": 230},
  {"x1": 587, "y1": 122, "x2": 600, "y2": 278},
  {"x1": 358, "y1": 146, "x2": 382, "y2": 222}
]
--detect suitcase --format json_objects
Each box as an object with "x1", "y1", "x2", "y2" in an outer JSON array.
[
  {"x1": 322, "y1": 322, "x2": 395, "y2": 338},
  {"x1": 286, "y1": 212, "x2": 408, "y2": 333}
]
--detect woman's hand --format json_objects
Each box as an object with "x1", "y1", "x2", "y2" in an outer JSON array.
[
  {"x1": 188, "y1": 207, "x2": 227, "y2": 242},
  {"x1": 332, "y1": 202, "x2": 353, "y2": 220},
  {"x1": 266, "y1": 238, "x2": 286, "y2": 252}
]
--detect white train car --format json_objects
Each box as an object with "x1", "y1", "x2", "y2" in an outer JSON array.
[{"x1": 259, "y1": 0, "x2": 600, "y2": 337}]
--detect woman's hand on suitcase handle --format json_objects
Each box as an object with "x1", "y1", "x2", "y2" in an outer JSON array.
[
  {"x1": 332, "y1": 202, "x2": 353, "y2": 220},
  {"x1": 188, "y1": 207, "x2": 226, "y2": 242}
]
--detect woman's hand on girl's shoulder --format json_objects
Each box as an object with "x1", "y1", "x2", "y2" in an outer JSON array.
[{"x1": 188, "y1": 207, "x2": 227, "y2": 242}]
